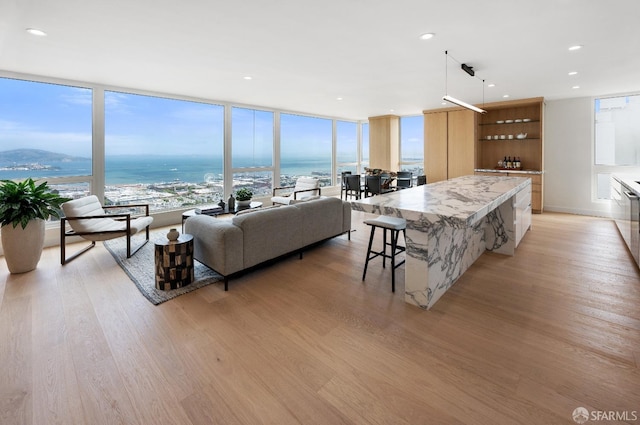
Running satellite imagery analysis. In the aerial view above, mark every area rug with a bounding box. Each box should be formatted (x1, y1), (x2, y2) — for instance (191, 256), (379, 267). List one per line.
(103, 233), (222, 305)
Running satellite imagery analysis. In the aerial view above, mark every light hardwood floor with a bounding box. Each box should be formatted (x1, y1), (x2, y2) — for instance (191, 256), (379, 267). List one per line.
(1, 211), (639, 424)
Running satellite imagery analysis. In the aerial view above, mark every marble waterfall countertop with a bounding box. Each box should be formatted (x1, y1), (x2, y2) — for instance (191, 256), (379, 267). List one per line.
(351, 174), (532, 226)
(351, 174), (532, 310)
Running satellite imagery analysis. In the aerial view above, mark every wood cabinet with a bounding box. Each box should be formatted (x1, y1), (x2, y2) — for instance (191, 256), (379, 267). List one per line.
(424, 108), (476, 183)
(476, 171), (543, 213)
(476, 97), (544, 172)
(368, 115), (399, 171)
(475, 97), (544, 213)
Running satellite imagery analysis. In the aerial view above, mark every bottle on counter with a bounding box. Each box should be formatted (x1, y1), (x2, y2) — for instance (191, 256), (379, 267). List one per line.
(506, 156), (512, 169)
(503, 156), (508, 169)
(515, 157), (521, 168)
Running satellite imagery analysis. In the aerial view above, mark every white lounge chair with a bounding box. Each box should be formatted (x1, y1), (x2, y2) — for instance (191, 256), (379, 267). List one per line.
(60, 195), (153, 264)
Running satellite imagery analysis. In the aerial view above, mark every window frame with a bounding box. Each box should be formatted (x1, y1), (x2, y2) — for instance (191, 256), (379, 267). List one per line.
(592, 93), (640, 201)
(1, 71), (368, 224)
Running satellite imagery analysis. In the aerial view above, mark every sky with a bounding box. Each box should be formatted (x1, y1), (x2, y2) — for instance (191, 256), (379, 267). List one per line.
(0, 78), (92, 157)
(0, 76), (422, 160)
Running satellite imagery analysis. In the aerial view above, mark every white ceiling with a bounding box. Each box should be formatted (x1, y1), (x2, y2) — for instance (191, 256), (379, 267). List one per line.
(2, 0), (640, 120)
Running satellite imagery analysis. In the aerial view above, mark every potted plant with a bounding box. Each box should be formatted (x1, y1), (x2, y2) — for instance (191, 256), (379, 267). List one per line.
(0, 178), (70, 273)
(235, 187), (253, 207)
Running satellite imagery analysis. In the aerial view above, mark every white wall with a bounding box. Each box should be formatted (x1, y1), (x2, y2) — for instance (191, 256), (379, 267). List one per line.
(544, 97), (611, 217)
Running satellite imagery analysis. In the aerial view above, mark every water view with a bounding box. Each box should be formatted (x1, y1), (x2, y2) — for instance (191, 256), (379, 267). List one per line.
(0, 150), (336, 211)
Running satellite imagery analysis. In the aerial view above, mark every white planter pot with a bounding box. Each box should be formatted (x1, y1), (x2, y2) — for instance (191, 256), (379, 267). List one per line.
(237, 199), (252, 207)
(1, 219), (45, 273)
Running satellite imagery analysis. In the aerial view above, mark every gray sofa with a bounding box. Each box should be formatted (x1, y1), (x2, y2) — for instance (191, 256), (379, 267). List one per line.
(184, 196), (351, 290)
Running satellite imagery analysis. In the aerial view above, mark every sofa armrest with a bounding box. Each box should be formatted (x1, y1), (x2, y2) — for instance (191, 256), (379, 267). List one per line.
(184, 215), (244, 276)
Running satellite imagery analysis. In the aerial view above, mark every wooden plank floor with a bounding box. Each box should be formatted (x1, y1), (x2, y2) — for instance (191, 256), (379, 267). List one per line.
(1, 211), (639, 424)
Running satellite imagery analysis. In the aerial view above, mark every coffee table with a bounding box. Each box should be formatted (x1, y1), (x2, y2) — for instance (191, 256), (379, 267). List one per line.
(181, 201), (263, 231)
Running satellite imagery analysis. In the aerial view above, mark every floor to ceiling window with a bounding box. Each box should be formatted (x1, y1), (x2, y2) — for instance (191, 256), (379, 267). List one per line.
(1, 72), (368, 219)
(594, 94), (640, 199)
(361, 122), (370, 171)
(336, 120), (358, 183)
(231, 107), (274, 197)
(104, 91), (224, 210)
(0, 77), (93, 200)
(280, 113), (332, 187)
(399, 115), (424, 177)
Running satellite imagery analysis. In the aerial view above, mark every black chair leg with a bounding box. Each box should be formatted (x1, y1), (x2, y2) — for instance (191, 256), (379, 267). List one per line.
(362, 225), (376, 281)
(382, 228), (387, 268)
(391, 229), (399, 293)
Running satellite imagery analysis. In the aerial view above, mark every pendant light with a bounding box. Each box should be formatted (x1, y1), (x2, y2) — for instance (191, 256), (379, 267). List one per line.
(442, 51), (487, 114)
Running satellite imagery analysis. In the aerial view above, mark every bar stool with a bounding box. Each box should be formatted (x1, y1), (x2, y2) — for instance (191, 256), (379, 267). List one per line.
(362, 215), (407, 292)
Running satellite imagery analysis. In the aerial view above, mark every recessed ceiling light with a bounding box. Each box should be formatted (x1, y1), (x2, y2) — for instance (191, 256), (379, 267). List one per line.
(336, 97), (343, 101)
(26, 28), (47, 36)
(568, 45), (582, 51)
(419, 33), (435, 40)
(487, 83), (496, 88)
(568, 71), (578, 76)
(503, 94), (510, 98)
(243, 76), (252, 80)
(572, 85), (580, 89)
(441, 102), (447, 105)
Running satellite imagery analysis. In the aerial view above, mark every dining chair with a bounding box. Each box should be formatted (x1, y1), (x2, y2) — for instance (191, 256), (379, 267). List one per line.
(396, 171), (412, 189)
(344, 174), (363, 200)
(364, 175), (394, 197)
(340, 171), (352, 200)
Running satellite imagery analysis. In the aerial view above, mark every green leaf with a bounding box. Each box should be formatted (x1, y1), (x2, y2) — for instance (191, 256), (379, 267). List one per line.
(0, 178), (72, 228)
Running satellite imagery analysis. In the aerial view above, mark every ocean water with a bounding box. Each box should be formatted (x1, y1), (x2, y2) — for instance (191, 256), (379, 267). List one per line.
(0, 155), (333, 184)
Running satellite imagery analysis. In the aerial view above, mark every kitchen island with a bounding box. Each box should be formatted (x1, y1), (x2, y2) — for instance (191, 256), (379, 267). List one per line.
(351, 175), (532, 310)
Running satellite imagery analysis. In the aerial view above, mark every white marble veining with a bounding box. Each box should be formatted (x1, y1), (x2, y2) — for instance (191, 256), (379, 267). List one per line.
(353, 175), (531, 226)
(351, 175), (531, 310)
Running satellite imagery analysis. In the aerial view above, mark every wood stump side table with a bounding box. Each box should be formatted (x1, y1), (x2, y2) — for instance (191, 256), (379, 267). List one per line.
(154, 234), (194, 290)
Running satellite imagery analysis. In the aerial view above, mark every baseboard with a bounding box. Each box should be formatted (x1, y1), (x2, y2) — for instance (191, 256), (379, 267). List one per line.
(543, 205), (612, 218)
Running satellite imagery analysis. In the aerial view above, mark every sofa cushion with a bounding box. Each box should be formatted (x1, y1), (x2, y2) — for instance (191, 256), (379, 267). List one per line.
(232, 205), (304, 268)
(293, 197), (345, 246)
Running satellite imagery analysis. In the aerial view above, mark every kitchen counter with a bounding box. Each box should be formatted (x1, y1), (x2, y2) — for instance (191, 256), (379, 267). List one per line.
(612, 174), (640, 269)
(351, 175), (531, 310)
(613, 174), (640, 197)
(475, 168), (544, 175)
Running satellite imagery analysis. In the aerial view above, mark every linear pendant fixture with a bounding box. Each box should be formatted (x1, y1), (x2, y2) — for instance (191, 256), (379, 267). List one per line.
(442, 50), (487, 114)
(442, 95), (487, 114)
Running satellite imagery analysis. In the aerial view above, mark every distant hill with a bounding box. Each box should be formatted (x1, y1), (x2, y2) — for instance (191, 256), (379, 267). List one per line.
(0, 149), (89, 164)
